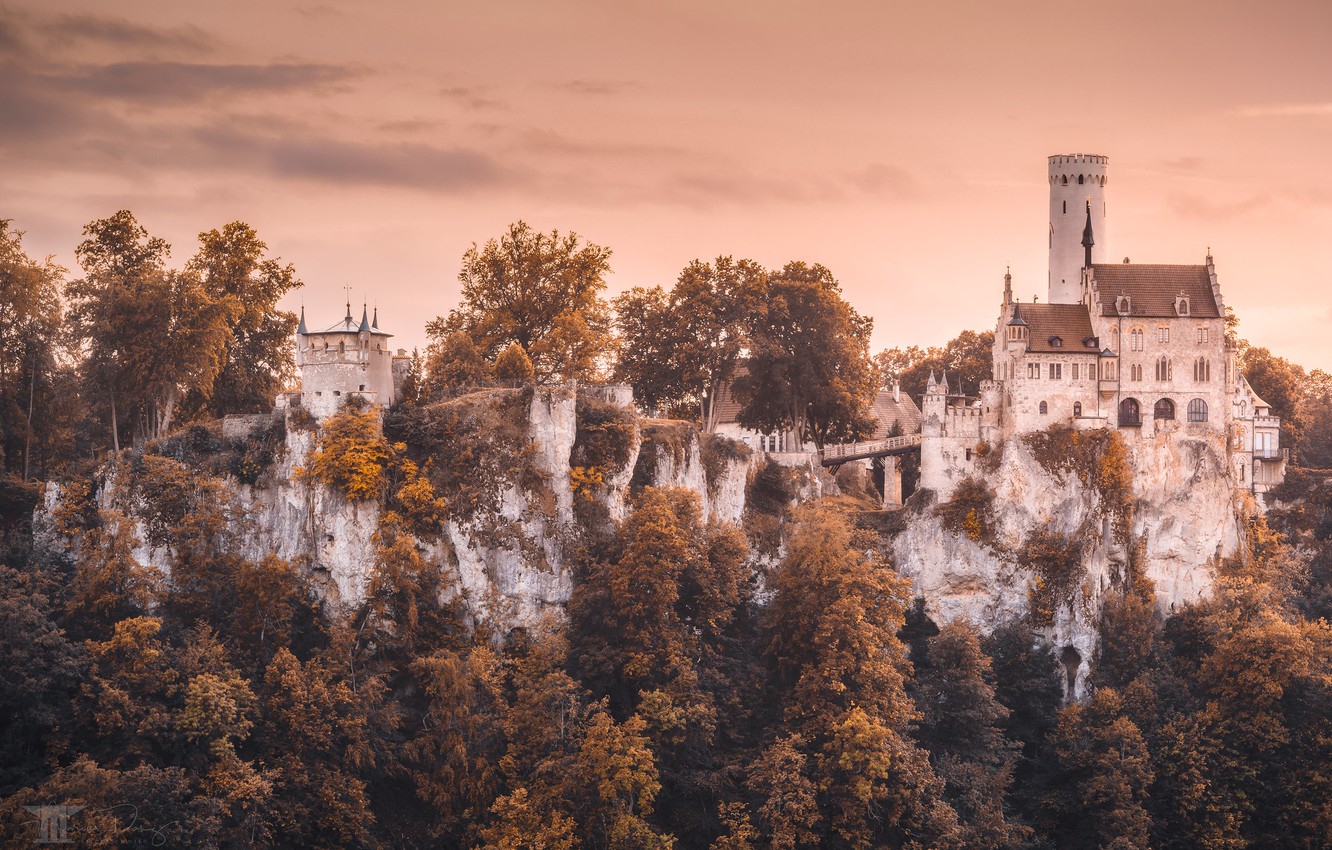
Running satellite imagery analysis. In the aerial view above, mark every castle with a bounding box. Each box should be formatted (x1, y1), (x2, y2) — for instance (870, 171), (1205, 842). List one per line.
(920, 154), (1285, 502)
(277, 301), (409, 419)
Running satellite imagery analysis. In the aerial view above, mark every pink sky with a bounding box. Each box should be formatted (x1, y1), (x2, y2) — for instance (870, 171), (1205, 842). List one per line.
(3, 0), (1330, 370)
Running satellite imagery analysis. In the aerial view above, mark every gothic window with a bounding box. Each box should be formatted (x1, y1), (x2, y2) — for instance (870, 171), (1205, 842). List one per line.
(1188, 399), (1208, 422)
(1156, 357), (1172, 381)
(1154, 398), (1176, 420)
(1112, 327), (1120, 350)
(1074, 401), (1083, 417)
(1176, 297), (1190, 316)
(1193, 357), (1210, 382)
(1101, 360), (1117, 380)
(1119, 397), (1141, 427)
(1062, 175), (1068, 185)
(1078, 174), (1085, 184)
(1116, 296), (1131, 315)
(1039, 401), (1048, 415)
(1197, 326), (1209, 344)
(1129, 327), (1144, 351)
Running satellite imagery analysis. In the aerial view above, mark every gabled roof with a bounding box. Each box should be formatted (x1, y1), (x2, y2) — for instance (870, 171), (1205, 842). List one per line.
(1017, 303), (1097, 354)
(1090, 264), (1220, 318)
(868, 389), (922, 439)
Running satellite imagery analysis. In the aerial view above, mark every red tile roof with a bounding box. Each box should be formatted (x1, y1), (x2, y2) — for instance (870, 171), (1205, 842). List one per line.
(1091, 264), (1220, 318)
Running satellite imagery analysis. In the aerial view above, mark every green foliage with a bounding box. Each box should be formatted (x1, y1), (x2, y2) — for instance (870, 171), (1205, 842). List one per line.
(493, 341), (536, 386)
(743, 458), (799, 558)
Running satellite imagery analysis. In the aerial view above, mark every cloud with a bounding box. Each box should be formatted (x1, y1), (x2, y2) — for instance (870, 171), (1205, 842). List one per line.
(1231, 102), (1332, 118)
(38, 13), (215, 53)
(191, 126), (508, 191)
(439, 85), (505, 111)
(847, 163), (920, 199)
(52, 61), (363, 102)
(1168, 193), (1272, 221)
(549, 78), (637, 96)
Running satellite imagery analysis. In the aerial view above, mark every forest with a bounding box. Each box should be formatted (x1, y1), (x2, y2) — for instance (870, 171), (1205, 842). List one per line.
(1, 214), (1331, 848)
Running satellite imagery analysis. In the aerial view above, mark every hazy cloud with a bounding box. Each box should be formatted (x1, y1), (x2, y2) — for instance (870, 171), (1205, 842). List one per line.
(848, 163), (920, 199)
(439, 85), (506, 111)
(1231, 102), (1332, 118)
(192, 126), (507, 191)
(1169, 193), (1272, 221)
(549, 78), (637, 96)
(38, 13), (215, 52)
(52, 61), (363, 102)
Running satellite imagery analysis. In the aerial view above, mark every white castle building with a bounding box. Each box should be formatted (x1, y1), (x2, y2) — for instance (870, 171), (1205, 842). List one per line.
(282, 302), (408, 419)
(920, 154), (1285, 501)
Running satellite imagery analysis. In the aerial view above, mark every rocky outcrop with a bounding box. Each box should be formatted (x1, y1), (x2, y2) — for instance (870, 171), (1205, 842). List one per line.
(893, 428), (1243, 699)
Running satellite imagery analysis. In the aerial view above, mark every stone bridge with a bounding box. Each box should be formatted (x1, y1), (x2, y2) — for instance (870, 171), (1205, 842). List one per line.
(819, 433), (923, 510)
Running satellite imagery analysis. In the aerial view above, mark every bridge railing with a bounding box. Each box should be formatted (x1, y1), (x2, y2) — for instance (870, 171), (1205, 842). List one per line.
(820, 433), (922, 461)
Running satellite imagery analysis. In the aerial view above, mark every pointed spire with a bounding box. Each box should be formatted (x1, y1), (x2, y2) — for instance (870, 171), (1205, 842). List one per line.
(1081, 200), (1095, 269)
(372, 305), (379, 329)
(1007, 303), (1027, 326)
(297, 305), (307, 335)
(344, 288), (352, 321)
(1003, 265), (1013, 306)
(926, 370), (938, 391)
(358, 303), (371, 333)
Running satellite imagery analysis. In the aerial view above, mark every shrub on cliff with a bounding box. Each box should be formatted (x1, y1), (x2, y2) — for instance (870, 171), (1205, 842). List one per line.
(299, 406), (393, 502)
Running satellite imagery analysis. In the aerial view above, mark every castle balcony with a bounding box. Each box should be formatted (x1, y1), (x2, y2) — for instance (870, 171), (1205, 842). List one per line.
(1254, 447), (1287, 461)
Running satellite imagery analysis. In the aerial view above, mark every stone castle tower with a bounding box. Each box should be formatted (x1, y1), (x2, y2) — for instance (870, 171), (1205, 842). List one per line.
(1048, 154), (1108, 303)
(295, 302), (399, 419)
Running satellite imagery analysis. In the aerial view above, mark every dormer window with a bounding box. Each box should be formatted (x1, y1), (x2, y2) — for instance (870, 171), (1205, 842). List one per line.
(1175, 295), (1190, 316)
(1116, 295), (1131, 316)
(1049, 336), (1063, 348)
(1083, 336), (1099, 349)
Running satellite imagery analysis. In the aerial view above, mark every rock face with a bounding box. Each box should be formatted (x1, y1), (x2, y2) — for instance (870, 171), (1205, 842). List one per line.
(893, 427), (1244, 699)
(49, 387), (764, 629)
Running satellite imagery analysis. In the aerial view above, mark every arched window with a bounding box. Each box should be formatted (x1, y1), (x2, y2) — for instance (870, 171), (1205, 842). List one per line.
(1156, 357), (1172, 381)
(1039, 401), (1048, 415)
(1062, 175), (1068, 185)
(1078, 174), (1085, 185)
(1073, 402), (1082, 417)
(1116, 296), (1131, 315)
(1154, 398), (1176, 420)
(1188, 399), (1208, 422)
(1119, 398), (1141, 427)
(1111, 327), (1120, 350)
(1063, 200), (1067, 214)
(1194, 357), (1210, 382)
(338, 341), (345, 353)
(1130, 327), (1144, 351)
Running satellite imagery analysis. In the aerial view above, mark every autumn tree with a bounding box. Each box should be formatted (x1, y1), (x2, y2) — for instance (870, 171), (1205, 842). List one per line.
(1240, 345), (1305, 453)
(734, 263), (877, 450)
(493, 342), (536, 386)
(429, 221), (613, 383)
(875, 329), (995, 404)
(911, 622), (1028, 850)
(425, 330), (493, 397)
(184, 222), (302, 417)
(570, 487), (751, 829)
(0, 220), (66, 479)
(613, 257), (762, 428)
(66, 211), (239, 448)
(764, 504), (959, 847)
(1044, 689), (1154, 850)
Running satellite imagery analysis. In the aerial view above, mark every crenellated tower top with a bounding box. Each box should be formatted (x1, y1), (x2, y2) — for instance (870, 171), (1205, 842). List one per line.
(1048, 153), (1108, 304)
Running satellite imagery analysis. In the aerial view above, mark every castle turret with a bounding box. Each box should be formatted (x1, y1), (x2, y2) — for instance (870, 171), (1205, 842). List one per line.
(297, 303), (395, 419)
(1049, 154), (1108, 304)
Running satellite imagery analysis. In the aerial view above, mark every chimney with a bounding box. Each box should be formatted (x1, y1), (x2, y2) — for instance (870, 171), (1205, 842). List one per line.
(893, 382), (901, 403)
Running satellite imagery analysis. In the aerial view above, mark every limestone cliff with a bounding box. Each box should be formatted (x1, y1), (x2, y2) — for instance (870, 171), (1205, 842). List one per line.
(893, 425), (1245, 698)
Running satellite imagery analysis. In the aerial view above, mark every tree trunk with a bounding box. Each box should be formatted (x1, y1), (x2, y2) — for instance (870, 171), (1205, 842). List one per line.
(110, 390), (120, 454)
(23, 351), (35, 481)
